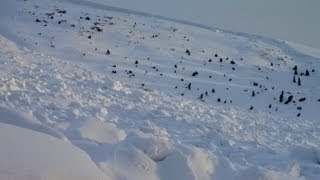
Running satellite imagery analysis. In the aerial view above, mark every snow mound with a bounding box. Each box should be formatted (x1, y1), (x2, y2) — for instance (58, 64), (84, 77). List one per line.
(113, 81), (131, 94)
(187, 147), (215, 180)
(0, 122), (108, 180)
(100, 143), (159, 180)
(125, 129), (172, 162)
(0, 105), (67, 141)
(79, 119), (126, 144)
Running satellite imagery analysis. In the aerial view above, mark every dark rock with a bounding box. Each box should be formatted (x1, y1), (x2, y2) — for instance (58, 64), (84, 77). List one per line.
(284, 95), (293, 104)
(305, 69), (310, 76)
(293, 65), (297, 71)
(298, 98), (306, 102)
(57, 10), (66, 14)
(187, 83), (191, 90)
(192, 72), (198, 77)
(186, 49), (191, 56)
(279, 91), (284, 103)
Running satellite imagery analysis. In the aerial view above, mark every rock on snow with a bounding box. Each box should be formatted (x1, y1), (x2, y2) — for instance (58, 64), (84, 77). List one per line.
(0, 0), (319, 179)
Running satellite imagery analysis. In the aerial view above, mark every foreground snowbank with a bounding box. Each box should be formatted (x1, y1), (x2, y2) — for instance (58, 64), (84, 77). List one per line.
(0, 121), (108, 180)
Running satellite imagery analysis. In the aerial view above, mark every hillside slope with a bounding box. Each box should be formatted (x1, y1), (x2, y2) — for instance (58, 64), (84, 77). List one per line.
(0, 0), (319, 179)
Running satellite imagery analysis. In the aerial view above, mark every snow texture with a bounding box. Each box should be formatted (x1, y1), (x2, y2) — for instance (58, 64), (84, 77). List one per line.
(0, 0), (319, 179)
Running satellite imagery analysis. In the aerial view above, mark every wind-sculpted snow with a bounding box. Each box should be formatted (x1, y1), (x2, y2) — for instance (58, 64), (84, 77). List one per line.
(0, 0), (320, 179)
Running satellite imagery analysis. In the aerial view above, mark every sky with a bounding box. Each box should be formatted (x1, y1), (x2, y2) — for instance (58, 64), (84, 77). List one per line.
(94, 0), (320, 49)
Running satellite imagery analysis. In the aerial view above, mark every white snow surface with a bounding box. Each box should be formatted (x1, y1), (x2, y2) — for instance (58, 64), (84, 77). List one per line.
(0, 0), (319, 179)
(0, 120), (108, 180)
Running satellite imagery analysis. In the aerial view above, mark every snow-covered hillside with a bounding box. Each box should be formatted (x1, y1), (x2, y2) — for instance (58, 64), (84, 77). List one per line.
(0, 0), (319, 179)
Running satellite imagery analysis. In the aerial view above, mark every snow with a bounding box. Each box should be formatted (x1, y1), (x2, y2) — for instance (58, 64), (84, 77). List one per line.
(0, 0), (319, 179)
(61, 0), (320, 49)
(79, 119), (126, 144)
(0, 122), (108, 180)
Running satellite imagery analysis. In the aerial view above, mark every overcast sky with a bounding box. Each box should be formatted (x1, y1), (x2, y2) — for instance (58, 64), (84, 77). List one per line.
(98, 0), (320, 49)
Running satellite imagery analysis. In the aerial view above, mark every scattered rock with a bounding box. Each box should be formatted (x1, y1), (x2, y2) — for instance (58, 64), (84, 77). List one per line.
(284, 95), (293, 104)
(192, 72), (198, 77)
(57, 10), (67, 14)
(279, 91), (284, 103)
(305, 69), (310, 76)
(186, 49), (191, 56)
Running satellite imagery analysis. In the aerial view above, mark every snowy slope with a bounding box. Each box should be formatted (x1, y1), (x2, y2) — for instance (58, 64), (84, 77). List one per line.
(0, 0), (320, 179)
